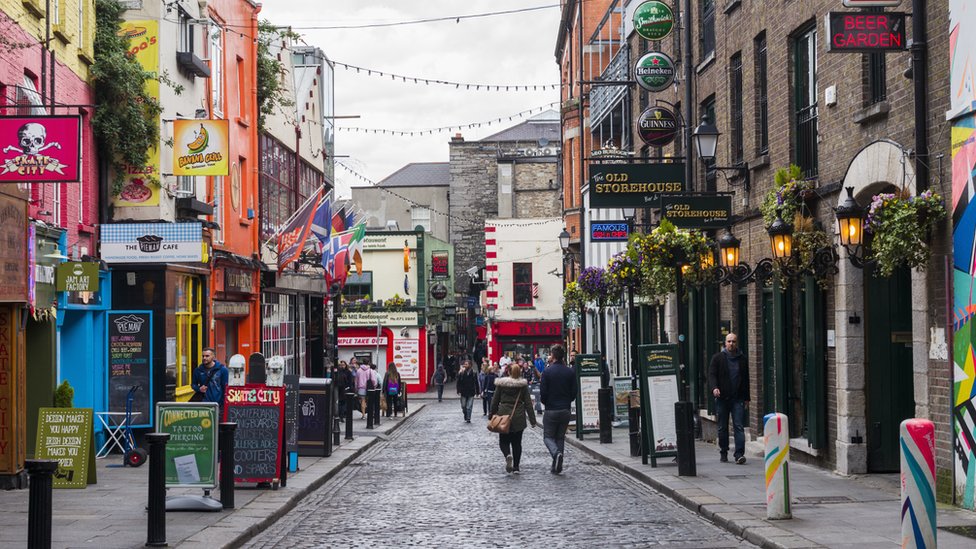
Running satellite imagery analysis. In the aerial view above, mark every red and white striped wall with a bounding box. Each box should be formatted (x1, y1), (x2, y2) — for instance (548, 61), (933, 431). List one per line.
(484, 223), (499, 366)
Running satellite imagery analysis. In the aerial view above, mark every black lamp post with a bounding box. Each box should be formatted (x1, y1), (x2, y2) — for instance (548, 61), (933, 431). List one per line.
(558, 228), (585, 353)
(767, 210), (794, 261)
(692, 115), (750, 191)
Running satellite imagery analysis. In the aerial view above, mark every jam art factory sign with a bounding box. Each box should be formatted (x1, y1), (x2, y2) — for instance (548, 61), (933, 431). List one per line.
(827, 12), (906, 52)
(660, 194), (733, 229)
(590, 221), (630, 242)
(634, 52), (676, 92)
(0, 116), (80, 183)
(589, 163), (685, 208)
(633, 1), (674, 41)
(101, 223), (203, 263)
(173, 119), (229, 176)
(638, 107), (679, 147)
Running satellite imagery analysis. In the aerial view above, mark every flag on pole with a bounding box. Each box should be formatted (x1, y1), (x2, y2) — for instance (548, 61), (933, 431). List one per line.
(276, 189), (321, 272)
(344, 209), (357, 230)
(310, 198), (332, 272)
(325, 230), (354, 289)
(348, 222), (367, 276)
(331, 206), (347, 235)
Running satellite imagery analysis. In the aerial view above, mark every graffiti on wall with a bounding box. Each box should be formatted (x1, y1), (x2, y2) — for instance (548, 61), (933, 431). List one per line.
(951, 0), (976, 510)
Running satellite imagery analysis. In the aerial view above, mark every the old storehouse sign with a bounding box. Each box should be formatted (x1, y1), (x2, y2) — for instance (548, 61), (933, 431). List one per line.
(0, 116), (80, 183)
(633, 1), (674, 41)
(589, 163), (685, 208)
(660, 194), (732, 229)
(827, 12), (906, 52)
(635, 52), (676, 92)
(638, 107), (679, 147)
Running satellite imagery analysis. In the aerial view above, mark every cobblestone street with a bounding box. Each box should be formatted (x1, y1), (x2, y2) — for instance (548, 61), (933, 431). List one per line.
(243, 402), (753, 548)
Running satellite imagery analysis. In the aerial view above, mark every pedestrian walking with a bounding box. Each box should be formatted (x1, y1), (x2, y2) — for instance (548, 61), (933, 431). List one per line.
(354, 359), (372, 419)
(456, 359), (480, 423)
(482, 365), (497, 416)
(540, 344), (576, 474)
(489, 364), (538, 474)
(336, 360), (354, 417)
(383, 363), (403, 418)
(533, 353), (546, 376)
(191, 347), (229, 414)
(708, 332), (750, 464)
(433, 363), (447, 402)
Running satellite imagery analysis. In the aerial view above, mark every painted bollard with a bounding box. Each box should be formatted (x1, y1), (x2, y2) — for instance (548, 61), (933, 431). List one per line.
(763, 412), (791, 520)
(900, 419), (936, 549)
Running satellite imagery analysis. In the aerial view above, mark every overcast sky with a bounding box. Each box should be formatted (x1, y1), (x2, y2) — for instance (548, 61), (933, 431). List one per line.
(259, 1), (562, 199)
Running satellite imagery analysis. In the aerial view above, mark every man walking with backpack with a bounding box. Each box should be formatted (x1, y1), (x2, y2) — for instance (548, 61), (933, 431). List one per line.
(540, 344), (576, 474)
(456, 359), (480, 423)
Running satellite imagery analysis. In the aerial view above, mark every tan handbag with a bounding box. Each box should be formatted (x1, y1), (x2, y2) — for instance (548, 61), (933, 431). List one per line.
(487, 388), (522, 434)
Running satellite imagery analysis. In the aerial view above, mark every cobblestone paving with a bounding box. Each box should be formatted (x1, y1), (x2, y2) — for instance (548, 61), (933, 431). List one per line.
(243, 402), (754, 548)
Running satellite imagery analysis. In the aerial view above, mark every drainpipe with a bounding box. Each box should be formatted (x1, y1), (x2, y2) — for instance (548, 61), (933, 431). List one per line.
(683, 0), (694, 193)
(911, 0), (928, 192)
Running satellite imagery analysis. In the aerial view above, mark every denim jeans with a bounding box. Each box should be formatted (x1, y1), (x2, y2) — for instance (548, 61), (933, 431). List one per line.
(460, 396), (475, 420)
(715, 397), (746, 458)
(543, 409), (572, 458)
(436, 384), (444, 401)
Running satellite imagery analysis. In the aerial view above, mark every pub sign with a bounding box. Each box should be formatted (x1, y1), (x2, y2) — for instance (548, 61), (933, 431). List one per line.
(589, 163), (685, 208)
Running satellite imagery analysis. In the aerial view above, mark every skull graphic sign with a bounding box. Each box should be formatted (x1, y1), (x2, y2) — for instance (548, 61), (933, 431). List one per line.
(0, 115), (80, 183)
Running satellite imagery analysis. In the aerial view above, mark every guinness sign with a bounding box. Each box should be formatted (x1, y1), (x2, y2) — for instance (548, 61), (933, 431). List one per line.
(638, 107), (679, 147)
(634, 52), (676, 92)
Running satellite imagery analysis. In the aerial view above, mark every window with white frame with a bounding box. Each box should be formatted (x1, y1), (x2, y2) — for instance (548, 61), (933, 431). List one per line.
(177, 175), (195, 197)
(411, 206), (431, 233)
(513, 263), (533, 307)
(178, 10), (193, 53)
(209, 24), (223, 116)
(262, 293), (296, 375)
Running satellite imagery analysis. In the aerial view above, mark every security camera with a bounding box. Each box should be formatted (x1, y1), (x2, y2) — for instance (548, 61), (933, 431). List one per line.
(465, 266), (479, 277)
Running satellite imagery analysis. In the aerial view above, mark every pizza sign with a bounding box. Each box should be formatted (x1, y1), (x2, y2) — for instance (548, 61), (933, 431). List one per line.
(0, 116), (81, 183)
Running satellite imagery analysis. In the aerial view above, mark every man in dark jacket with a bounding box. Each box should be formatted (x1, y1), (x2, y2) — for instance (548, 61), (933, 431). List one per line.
(708, 333), (750, 464)
(455, 359), (480, 423)
(540, 344), (576, 474)
(191, 348), (229, 413)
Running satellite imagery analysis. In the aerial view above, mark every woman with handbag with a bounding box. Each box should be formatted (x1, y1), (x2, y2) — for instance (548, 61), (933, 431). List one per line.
(489, 364), (537, 474)
(382, 363), (403, 418)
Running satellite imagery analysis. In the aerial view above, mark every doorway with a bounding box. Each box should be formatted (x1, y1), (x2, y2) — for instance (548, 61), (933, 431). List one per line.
(865, 264), (915, 472)
(215, 319), (239, 363)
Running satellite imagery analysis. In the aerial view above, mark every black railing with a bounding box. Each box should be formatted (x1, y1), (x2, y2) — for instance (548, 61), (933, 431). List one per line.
(795, 104), (819, 178)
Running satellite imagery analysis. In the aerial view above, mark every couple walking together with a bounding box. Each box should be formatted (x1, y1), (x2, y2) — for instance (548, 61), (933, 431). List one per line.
(477, 344), (576, 475)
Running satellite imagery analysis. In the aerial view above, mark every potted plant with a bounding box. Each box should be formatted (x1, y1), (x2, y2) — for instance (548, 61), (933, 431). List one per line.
(383, 294), (407, 311)
(865, 188), (946, 277)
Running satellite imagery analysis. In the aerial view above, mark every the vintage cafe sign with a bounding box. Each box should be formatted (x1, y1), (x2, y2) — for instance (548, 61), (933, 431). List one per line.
(0, 115), (81, 183)
(588, 163), (685, 208)
(101, 222), (204, 263)
(173, 119), (229, 176)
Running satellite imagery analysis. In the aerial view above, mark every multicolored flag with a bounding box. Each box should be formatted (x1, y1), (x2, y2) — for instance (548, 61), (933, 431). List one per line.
(276, 189), (321, 272)
(331, 206), (347, 235)
(310, 198), (332, 272)
(348, 222), (367, 276)
(325, 229), (354, 289)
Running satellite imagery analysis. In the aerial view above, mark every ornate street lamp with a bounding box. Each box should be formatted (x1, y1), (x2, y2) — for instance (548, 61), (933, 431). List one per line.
(767, 210), (794, 260)
(717, 228), (740, 268)
(692, 115), (720, 162)
(558, 228), (571, 253)
(834, 187), (866, 267)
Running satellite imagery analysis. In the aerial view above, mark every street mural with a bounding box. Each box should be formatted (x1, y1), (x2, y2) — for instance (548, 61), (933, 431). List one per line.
(951, 0), (976, 510)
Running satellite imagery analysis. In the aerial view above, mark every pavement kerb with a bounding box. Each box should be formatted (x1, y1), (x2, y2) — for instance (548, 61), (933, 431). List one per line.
(563, 436), (823, 549)
(213, 403), (425, 549)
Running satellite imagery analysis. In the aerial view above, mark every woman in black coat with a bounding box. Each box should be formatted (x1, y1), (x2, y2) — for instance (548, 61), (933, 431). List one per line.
(489, 364), (538, 474)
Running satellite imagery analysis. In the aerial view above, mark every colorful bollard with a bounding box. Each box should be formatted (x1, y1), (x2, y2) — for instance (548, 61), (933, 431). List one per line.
(900, 418), (936, 549)
(763, 412), (791, 520)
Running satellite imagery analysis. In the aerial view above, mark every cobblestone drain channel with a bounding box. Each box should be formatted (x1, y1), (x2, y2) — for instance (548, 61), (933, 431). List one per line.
(242, 403), (754, 548)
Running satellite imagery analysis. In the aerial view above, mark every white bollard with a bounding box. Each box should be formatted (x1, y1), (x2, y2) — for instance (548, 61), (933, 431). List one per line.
(763, 412), (791, 520)
(900, 419), (937, 549)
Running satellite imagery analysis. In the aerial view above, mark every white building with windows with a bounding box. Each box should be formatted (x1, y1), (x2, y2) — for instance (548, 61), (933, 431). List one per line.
(350, 162), (451, 242)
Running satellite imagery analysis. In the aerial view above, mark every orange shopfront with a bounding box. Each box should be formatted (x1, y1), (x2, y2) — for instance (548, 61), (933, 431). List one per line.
(211, 259), (260, 366)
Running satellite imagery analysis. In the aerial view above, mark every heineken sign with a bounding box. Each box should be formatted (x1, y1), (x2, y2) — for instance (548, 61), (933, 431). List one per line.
(638, 107), (679, 147)
(660, 194), (733, 229)
(589, 163), (685, 208)
(56, 262), (99, 292)
(633, 1), (674, 41)
(635, 52), (676, 92)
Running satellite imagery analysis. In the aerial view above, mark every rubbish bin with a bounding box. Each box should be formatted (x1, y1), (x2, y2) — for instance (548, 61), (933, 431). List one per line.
(298, 378), (333, 457)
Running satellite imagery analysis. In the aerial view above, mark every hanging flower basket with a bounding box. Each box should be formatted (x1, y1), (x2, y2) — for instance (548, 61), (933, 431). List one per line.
(865, 189), (946, 277)
(628, 219), (714, 299)
(576, 266), (619, 305)
(606, 252), (643, 291)
(759, 164), (815, 228)
(562, 281), (585, 312)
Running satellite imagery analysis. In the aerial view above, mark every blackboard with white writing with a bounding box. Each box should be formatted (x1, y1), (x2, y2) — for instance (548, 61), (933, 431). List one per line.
(223, 385), (284, 484)
(107, 311), (153, 428)
(284, 375), (300, 454)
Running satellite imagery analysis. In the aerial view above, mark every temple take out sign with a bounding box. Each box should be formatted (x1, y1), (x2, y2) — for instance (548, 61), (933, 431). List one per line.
(173, 120), (229, 176)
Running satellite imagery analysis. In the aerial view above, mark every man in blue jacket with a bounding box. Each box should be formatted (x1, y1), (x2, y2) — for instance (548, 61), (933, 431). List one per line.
(192, 347), (229, 413)
(540, 344), (576, 474)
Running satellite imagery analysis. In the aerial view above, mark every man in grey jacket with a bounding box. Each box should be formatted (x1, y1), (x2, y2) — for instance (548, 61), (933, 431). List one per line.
(540, 344), (576, 474)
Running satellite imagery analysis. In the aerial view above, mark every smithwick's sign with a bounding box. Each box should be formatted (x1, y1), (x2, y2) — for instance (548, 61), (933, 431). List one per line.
(0, 116), (81, 183)
(827, 12), (906, 52)
(633, 1), (674, 41)
(173, 120), (229, 176)
(101, 222), (203, 263)
(588, 163), (685, 208)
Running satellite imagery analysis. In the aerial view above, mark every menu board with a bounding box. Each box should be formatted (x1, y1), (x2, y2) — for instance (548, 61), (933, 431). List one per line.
(155, 402), (218, 488)
(284, 375), (300, 454)
(224, 385), (284, 484)
(613, 377), (633, 418)
(392, 338), (420, 381)
(574, 354), (602, 435)
(35, 408), (94, 488)
(637, 344), (680, 461)
(107, 311), (153, 428)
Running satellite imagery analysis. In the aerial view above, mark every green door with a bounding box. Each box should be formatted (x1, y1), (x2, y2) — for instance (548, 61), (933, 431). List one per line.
(865, 264), (915, 473)
(762, 290), (776, 417)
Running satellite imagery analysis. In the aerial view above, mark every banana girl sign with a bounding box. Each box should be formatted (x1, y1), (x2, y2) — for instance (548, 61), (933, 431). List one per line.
(0, 116), (80, 183)
(173, 120), (229, 176)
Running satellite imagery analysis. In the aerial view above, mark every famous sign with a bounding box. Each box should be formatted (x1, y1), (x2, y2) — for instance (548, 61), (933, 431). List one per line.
(591, 221), (630, 242)
(827, 12), (906, 52)
(0, 116), (80, 183)
(589, 163), (685, 208)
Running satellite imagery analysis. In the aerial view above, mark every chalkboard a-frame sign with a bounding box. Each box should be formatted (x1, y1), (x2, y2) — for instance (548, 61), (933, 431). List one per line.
(223, 385), (285, 484)
(107, 311), (153, 428)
